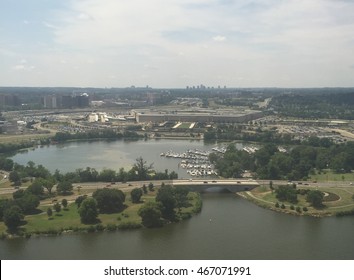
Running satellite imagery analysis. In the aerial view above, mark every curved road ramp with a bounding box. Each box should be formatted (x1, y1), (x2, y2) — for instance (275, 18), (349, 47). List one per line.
(172, 179), (259, 193)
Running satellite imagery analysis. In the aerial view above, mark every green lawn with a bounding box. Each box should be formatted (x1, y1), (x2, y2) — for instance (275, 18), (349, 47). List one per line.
(246, 185), (354, 216)
(310, 170), (354, 182)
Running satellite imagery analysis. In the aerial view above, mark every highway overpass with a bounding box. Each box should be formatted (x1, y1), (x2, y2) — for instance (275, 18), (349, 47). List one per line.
(172, 179), (259, 192)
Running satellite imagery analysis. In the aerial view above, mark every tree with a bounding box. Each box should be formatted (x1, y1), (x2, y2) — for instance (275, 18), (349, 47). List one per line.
(78, 198), (99, 224)
(131, 188), (143, 203)
(98, 169), (116, 182)
(275, 185), (298, 204)
(174, 187), (189, 213)
(16, 193), (40, 214)
(269, 181), (274, 193)
(142, 184), (148, 194)
(27, 180), (45, 196)
(9, 171), (20, 184)
(41, 178), (56, 195)
(148, 182), (154, 192)
(56, 181), (73, 195)
(132, 157), (153, 180)
(77, 167), (98, 182)
(53, 202), (61, 214)
(0, 199), (11, 221)
(3, 205), (24, 232)
(138, 202), (162, 228)
(75, 195), (88, 208)
(62, 199), (68, 210)
(92, 188), (125, 213)
(330, 152), (350, 173)
(155, 184), (176, 220)
(306, 190), (324, 208)
(12, 189), (26, 200)
(47, 207), (53, 219)
(1, 158), (14, 171)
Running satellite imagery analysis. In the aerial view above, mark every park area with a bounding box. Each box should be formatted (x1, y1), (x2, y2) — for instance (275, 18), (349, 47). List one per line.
(242, 183), (354, 217)
(0, 183), (202, 237)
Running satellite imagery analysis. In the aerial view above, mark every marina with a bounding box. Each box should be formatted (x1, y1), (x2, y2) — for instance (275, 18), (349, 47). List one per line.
(160, 147), (225, 177)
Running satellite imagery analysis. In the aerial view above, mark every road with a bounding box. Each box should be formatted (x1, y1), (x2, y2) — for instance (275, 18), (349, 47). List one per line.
(257, 179), (354, 189)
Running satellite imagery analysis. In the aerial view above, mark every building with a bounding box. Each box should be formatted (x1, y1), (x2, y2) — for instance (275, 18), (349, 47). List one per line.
(133, 109), (264, 124)
(41, 93), (90, 109)
(42, 95), (58, 108)
(87, 112), (109, 123)
(0, 94), (21, 107)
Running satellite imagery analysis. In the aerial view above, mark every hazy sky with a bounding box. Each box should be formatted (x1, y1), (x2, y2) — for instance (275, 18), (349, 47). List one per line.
(1, 0), (354, 88)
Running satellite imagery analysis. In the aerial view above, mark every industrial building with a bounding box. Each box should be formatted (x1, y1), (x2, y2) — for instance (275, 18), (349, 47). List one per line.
(42, 93), (90, 109)
(133, 109), (263, 124)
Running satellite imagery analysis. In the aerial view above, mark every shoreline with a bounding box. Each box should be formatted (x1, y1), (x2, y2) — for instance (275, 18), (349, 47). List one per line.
(237, 188), (354, 218)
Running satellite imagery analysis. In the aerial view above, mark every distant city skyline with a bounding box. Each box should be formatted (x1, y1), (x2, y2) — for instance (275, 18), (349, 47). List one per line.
(1, 0), (354, 88)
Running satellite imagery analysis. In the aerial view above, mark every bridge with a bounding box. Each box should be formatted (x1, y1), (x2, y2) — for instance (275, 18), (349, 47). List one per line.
(172, 179), (259, 192)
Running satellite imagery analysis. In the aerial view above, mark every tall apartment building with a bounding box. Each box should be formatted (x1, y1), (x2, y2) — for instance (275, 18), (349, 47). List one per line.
(42, 93), (89, 109)
(0, 94), (21, 107)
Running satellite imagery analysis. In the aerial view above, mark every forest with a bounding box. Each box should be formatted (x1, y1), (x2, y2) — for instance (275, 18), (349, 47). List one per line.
(211, 137), (354, 180)
(270, 92), (354, 119)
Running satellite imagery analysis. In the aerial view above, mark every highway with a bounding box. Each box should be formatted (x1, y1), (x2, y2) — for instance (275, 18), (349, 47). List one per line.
(1, 178), (353, 197)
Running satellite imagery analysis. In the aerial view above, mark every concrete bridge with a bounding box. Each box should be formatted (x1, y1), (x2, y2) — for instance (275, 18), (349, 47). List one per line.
(172, 179), (259, 192)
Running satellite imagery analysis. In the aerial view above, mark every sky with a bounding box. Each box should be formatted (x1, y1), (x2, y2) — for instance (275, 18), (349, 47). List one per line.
(1, 0), (354, 88)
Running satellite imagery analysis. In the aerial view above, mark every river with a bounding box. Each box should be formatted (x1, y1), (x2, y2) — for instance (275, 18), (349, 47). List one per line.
(1, 139), (354, 259)
(1, 194), (354, 259)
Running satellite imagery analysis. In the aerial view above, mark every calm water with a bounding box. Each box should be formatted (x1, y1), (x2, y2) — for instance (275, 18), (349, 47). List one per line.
(1, 194), (354, 260)
(3, 139), (354, 260)
(11, 139), (237, 178)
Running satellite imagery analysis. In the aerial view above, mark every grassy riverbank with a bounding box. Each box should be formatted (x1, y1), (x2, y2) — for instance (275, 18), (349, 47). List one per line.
(0, 190), (202, 238)
(239, 184), (354, 217)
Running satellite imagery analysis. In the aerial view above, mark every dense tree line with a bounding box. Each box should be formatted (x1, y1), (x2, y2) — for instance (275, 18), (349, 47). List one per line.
(211, 138), (354, 181)
(4, 157), (177, 188)
(52, 129), (142, 142)
(271, 92), (354, 119)
(0, 142), (36, 154)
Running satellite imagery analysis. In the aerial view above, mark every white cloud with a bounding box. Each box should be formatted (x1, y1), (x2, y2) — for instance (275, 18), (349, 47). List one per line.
(2, 0), (354, 87)
(13, 65), (26, 70)
(77, 13), (94, 21)
(42, 21), (58, 29)
(12, 64), (35, 71)
(213, 35), (226, 42)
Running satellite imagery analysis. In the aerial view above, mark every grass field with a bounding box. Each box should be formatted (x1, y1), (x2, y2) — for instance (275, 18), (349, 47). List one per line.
(310, 170), (354, 182)
(0, 133), (54, 144)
